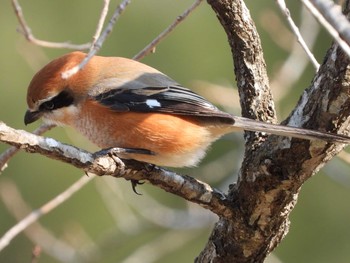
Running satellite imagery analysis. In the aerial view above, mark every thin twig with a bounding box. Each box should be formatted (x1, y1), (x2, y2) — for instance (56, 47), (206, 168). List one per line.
(91, 0), (111, 48)
(133, 0), (203, 61)
(0, 175), (94, 252)
(11, 0), (90, 50)
(271, 6), (321, 101)
(301, 0), (350, 57)
(0, 124), (55, 174)
(62, 0), (131, 79)
(276, 0), (320, 70)
(308, 0), (350, 43)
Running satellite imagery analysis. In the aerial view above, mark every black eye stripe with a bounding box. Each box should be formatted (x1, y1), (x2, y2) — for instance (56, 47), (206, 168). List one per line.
(39, 90), (74, 111)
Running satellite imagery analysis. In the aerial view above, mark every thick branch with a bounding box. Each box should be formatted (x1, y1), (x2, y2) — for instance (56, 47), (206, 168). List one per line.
(208, 0), (275, 129)
(0, 122), (233, 219)
(197, 1), (350, 262)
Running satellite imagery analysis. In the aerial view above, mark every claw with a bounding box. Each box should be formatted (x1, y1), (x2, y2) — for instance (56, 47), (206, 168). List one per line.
(93, 147), (153, 194)
(131, 180), (145, 195)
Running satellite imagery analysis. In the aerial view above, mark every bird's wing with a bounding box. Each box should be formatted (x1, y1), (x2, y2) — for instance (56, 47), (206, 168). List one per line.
(92, 83), (234, 122)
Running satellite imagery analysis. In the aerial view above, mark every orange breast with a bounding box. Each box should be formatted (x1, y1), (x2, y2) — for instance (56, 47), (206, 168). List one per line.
(73, 100), (224, 167)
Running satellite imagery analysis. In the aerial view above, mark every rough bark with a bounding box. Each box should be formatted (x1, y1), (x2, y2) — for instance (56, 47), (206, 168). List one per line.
(196, 0), (350, 262)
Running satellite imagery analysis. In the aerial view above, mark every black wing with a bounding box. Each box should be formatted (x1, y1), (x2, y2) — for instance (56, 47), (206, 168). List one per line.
(93, 85), (234, 123)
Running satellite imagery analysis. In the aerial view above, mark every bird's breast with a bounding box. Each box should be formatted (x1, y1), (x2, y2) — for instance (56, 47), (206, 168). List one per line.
(69, 100), (226, 167)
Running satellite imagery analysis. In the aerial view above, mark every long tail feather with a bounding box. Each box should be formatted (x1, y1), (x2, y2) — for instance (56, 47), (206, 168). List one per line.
(232, 116), (350, 144)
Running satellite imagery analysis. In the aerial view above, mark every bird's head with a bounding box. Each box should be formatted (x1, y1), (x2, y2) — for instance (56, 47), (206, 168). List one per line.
(24, 51), (171, 126)
(24, 51), (94, 126)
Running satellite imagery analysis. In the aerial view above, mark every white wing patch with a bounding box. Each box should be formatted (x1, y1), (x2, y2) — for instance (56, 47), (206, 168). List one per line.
(146, 99), (161, 108)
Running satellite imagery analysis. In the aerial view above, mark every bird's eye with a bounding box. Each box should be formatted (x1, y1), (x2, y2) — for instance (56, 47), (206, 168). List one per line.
(38, 90), (74, 112)
(41, 101), (55, 111)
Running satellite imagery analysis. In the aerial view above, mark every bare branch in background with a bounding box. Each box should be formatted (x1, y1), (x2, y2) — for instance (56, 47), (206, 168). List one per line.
(11, 0), (90, 50)
(91, 0), (111, 48)
(276, 0), (320, 70)
(270, 6), (320, 101)
(133, 0), (203, 60)
(0, 177), (94, 260)
(302, 0), (350, 57)
(62, 0), (131, 79)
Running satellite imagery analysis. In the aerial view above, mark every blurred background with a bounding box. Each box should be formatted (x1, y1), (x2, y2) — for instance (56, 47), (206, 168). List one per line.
(1, 0), (350, 262)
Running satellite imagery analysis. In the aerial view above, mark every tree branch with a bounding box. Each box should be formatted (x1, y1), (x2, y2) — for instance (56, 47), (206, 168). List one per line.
(0, 176), (93, 258)
(207, 0), (276, 152)
(0, 121), (233, 219)
(0, 124), (55, 174)
(133, 0), (203, 60)
(90, 0), (111, 48)
(196, 0), (350, 262)
(11, 0), (90, 50)
(302, 0), (350, 57)
(61, 0), (131, 79)
(276, 0), (320, 70)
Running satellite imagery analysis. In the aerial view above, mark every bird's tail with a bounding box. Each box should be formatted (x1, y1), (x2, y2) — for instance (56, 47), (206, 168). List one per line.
(231, 116), (350, 144)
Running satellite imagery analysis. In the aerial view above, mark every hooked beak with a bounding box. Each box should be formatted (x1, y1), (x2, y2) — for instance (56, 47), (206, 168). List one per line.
(24, 110), (42, 125)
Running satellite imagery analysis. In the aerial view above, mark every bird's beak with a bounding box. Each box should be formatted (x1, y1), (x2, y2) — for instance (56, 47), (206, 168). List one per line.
(24, 110), (42, 125)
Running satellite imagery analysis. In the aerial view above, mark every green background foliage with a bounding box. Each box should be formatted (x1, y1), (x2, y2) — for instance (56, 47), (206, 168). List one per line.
(0, 0), (350, 262)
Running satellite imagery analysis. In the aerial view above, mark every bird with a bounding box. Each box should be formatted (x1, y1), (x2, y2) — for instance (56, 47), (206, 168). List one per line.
(24, 51), (350, 167)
